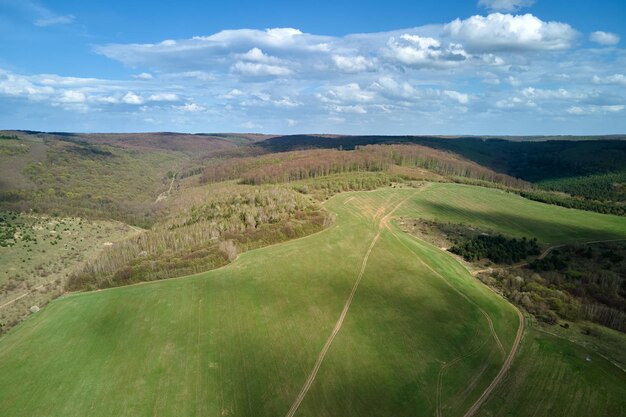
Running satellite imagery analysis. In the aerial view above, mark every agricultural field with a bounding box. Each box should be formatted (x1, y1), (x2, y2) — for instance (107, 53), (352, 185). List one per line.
(1, 183), (624, 416)
(476, 328), (626, 417)
(396, 183), (626, 244)
(0, 212), (139, 331)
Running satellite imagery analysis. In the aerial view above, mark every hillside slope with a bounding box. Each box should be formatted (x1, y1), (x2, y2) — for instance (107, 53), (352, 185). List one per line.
(1, 184), (625, 416)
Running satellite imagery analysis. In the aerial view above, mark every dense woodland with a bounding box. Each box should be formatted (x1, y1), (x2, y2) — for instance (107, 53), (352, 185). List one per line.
(258, 135), (626, 205)
(539, 171), (626, 203)
(201, 145), (529, 189)
(450, 235), (540, 264)
(520, 190), (626, 216)
(481, 243), (626, 332)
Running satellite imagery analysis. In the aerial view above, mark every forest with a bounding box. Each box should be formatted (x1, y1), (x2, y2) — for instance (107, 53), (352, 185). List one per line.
(201, 145), (528, 189)
(481, 243), (626, 332)
(449, 235), (540, 264)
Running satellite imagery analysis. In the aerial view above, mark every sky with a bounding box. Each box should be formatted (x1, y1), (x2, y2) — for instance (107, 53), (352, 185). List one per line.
(1, 0), (625, 135)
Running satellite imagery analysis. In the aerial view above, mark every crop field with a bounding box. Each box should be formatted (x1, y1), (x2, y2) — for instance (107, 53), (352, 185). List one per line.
(476, 328), (626, 417)
(396, 183), (626, 245)
(0, 183), (624, 416)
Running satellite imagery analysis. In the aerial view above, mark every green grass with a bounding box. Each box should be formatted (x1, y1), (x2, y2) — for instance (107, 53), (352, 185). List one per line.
(476, 328), (626, 417)
(396, 183), (626, 245)
(0, 183), (624, 416)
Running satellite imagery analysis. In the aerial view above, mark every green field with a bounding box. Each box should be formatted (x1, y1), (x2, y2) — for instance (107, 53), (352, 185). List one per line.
(397, 183), (626, 245)
(476, 328), (626, 417)
(0, 183), (625, 416)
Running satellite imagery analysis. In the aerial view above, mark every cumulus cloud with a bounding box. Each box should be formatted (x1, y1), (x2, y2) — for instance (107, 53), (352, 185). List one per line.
(332, 55), (377, 73)
(3, 13), (626, 133)
(95, 15), (581, 80)
(232, 61), (292, 76)
(478, 0), (535, 12)
(443, 13), (577, 52)
(385, 34), (469, 68)
(95, 27), (332, 72)
(320, 83), (376, 104)
(589, 31), (620, 46)
(0, 68), (185, 112)
(371, 77), (418, 100)
(122, 92), (143, 105)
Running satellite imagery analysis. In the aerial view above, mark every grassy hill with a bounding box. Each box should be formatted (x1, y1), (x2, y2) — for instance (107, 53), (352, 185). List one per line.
(1, 184), (625, 416)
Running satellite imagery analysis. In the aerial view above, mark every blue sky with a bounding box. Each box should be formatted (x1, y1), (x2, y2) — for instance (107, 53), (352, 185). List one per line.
(1, 0), (625, 134)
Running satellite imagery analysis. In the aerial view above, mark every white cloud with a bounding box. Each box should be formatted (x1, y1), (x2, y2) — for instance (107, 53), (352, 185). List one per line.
(321, 83), (376, 104)
(34, 14), (75, 27)
(148, 93), (179, 102)
(385, 34), (469, 68)
(330, 104), (368, 114)
(443, 13), (577, 52)
(175, 102), (205, 112)
(478, 0), (535, 12)
(332, 55), (376, 73)
(567, 105), (625, 115)
(592, 74), (626, 87)
(589, 31), (620, 46)
(59, 90), (86, 103)
(122, 92), (143, 105)
(232, 61), (292, 76)
(220, 89), (244, 99)
(237, 47), (285, 64)
(371, 77), (418, 100)
(3, 14), (626, 134)
(444, 90), (470, 104)
(132, 72), (153, 80)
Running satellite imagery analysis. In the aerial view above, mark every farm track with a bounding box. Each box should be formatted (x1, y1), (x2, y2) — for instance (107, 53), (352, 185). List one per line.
(389, 231), (508, 417)
(461, 305), (524, 417)
(412, 236), (525, 417)
(284, 190), (418, 417)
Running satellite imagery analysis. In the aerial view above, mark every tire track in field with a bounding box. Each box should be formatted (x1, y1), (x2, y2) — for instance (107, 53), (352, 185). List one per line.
(389, 231), (507, 417)
(284, 190), (417, 417)
(390, 232), (506, 359)
(435, 333), (489, 417)
(461, 304), (524, 417)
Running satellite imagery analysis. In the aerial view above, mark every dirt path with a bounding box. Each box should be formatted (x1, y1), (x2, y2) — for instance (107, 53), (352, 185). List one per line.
(155, 173), (176, 203)
(397, 232), (524, 417)
(0, 281), (50, 310)
(435, 334), (489, 417)
(284, 191), (417, 417)
(405, 232), (626, 417)
(389, 231), (507, 417)
(461, 305), (524, 417)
